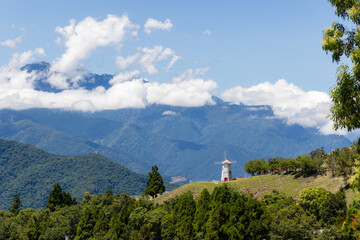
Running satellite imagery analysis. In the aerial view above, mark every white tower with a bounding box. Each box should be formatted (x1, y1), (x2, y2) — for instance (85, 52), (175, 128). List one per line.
(221, 159), (233, 181)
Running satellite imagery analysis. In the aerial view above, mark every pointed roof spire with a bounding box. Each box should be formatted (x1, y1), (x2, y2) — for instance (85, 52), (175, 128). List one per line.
(222, 159), (232, 165)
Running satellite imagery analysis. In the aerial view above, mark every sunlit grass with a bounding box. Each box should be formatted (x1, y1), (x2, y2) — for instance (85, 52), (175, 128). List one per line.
(154, 173), (360, 205)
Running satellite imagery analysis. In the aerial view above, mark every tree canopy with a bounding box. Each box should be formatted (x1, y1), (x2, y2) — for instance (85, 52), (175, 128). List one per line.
(144, 165), (165, 198)
(9, 194), (22, 215)
(322, 0), (360, 131)
(45, 183), (77, 212)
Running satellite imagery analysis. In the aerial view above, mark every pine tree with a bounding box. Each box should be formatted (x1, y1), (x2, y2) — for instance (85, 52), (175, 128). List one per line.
(194, 188), (211, 237)
(144, 165), (165, 198)
(9, 193), (22, 215)
(46, 183), (77, 211)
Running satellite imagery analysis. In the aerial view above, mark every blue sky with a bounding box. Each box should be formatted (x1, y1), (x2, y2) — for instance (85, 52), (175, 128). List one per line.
(0, 0), (338, 91)
(0, 0), (350, 135)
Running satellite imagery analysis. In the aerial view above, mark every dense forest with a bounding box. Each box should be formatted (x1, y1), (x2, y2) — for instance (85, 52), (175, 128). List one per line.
(0, 138), (150, 209)
(1, 180), (359, 240)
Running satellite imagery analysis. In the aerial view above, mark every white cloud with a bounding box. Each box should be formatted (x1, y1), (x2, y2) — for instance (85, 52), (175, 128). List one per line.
(109, 70), (140, 85)
(162, 110), (178, 116)
(8, 48), (45, 69)
(0, 47), (216, 112)
(203, 30), (211, 36)
(52, 14), (138, 75)
(116, 46), (180, 75)
(221, 79), (346, 135)
(116, 53), (141, 70)
(1, 36), (23, 48)
(47, 72), (69, 89)
(246, 106), (269, 111)
(166, 55), (181, 71)
(146, 78), (217, 106)
(0, 77), (217, 111)
(144, 18), (173, 34)
(0, 49), (46, 96)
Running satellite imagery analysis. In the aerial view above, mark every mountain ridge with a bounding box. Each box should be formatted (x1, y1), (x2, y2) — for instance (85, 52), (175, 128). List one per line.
(0, 62), (351, 181)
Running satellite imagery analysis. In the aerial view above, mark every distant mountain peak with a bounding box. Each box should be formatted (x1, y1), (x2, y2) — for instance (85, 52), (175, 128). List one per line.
(21, 61), (50, 73)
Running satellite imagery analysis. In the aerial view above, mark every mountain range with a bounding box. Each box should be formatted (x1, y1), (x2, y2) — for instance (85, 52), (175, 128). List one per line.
(0, 62), (351, 181)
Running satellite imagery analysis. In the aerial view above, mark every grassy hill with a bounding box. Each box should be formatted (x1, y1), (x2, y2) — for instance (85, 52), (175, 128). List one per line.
(154, 173), (360, 205)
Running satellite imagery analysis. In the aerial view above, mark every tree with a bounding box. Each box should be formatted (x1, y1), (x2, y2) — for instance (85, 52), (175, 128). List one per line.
(194, 188), (211, 238)
(270, 204), (318, 240)
(46, 183), (77, 212)
(9, 194), (22, 215)
(144, 165), (165, 198)
(322, 0), (360, 131)
(297, 187), (332, 220)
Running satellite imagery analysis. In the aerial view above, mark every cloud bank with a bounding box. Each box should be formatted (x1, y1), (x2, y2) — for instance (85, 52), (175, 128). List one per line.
(221, 79), (344, 135)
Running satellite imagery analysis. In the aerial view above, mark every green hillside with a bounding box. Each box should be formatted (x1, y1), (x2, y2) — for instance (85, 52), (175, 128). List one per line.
(0, 138), (149, 209)
(154, 173), (360, 205)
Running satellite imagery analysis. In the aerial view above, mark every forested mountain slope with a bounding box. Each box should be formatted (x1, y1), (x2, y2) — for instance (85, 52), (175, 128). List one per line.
(0, 138), (148, 209)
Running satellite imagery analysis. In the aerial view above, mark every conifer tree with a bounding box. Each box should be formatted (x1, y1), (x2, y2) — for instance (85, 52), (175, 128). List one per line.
(194, 188), (211, 237)
(10, 193), (22, 215)
(144, 165), (165, 198)
(45, 183), (77, 211)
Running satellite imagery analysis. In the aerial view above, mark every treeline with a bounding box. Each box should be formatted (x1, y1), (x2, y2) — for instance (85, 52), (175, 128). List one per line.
(245, 147), (358, 179)
(2, 182), (360, 239)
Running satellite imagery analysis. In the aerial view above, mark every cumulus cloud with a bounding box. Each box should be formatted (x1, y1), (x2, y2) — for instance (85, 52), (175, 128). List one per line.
(8, 48), (45, 69)
(116, 46), (180, 75)
(52, 14), (138, 75)
(221, 79), (345, 135)
(1, 36), (23, 48)
(144, 18), (173, 34)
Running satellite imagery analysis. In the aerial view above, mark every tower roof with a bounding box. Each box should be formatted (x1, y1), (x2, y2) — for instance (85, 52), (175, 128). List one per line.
(222, 159), (232, 165)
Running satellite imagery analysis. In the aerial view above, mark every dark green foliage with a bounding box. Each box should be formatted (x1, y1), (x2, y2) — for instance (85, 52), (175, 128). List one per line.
(173, 192), (196, 239)
(245, 146), (359, 179)
(320, 188), (347, 225)
(194, 188), (211, 237)
(245, 159), (269, 176)
(298, 187), (332, 220)
(205, 185), (271, 240)
(0, 183), (356, 240)
(161, 213), (175, 240)
(0, 138), (148, 209)
(262, 190), (294, 213)
(310, 147), (325, 159)
(74, 206), (98, 240)
(46, 183), (77, 212)
(144, 165), (165, 198)
(270, 204), (318, 240)
(9, 194), (22, 215)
